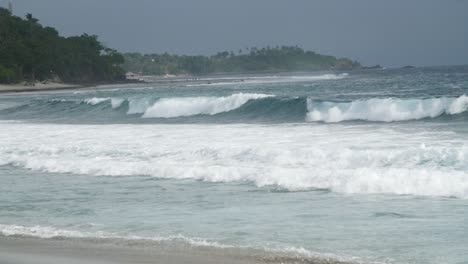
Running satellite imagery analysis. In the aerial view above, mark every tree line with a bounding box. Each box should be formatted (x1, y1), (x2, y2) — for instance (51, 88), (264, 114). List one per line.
(0, 7), (361, 84)
(0, 8), (125, 84)
(122, 46), (361, 76)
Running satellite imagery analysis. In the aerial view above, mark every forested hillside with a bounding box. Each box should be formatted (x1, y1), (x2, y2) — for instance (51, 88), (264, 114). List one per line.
(0, 8), (125, 84)
(123, 46), (360, 76)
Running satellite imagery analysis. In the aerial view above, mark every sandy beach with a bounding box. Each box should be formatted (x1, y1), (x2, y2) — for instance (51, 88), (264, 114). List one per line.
(0, 82), (83, 93)
(0, 236), (258, 264)
(0, 236), (348, 264)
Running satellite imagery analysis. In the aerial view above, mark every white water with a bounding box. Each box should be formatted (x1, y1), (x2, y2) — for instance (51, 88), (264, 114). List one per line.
(1, 122), (467, 198)
(83, 97), (124, 109)
(307, 95), (468, 122)
(84, 97), (110, 105)
(0, 224), (234, 249)
(142, 93), (273, 118)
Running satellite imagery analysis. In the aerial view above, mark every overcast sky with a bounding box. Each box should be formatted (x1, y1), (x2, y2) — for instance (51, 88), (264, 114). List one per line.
(5, 0), (468, 67)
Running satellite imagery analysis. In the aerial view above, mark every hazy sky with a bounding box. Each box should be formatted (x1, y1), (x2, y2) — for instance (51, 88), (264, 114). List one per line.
(5, 0), (468, 67)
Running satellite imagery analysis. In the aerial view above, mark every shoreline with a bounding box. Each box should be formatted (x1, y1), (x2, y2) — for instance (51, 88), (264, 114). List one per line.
(0, 82), (87, 94)
(0, 236), (258, 264)
(0, 80), (145, 94)
(0, 70), (362, 94)
(0, 235), (349, 264)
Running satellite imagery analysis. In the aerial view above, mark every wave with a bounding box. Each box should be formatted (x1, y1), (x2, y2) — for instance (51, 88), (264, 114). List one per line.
(139, 94), (468, 121)
(7, 159), (466, 198)
(127, 97), (153, 114)
(1, 123), (467, 198)
(83, 97), (125, 109)
(142, 93), (273, 118)
(1, 94), (467, 123)
(306, 95), (468, 122)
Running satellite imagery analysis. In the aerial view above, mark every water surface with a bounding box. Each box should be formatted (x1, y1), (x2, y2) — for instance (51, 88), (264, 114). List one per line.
(1, 67), (467, 264)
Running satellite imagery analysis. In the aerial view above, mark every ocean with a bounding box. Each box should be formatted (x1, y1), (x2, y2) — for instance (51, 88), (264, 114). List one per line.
(0, 66), (467, 264)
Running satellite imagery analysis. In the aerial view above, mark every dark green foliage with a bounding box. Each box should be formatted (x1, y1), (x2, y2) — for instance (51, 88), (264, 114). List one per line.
(0, 8), (125, 84)
(122, 46), (360, 76)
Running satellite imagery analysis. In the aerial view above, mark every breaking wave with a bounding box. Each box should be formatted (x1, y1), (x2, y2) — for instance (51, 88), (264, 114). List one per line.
(306, 95), (468, 122)
(142, 93), (273, 118)
(83, 97), (125, 108)
(0, 94), (467, 123)
(0, 123), (467, 198)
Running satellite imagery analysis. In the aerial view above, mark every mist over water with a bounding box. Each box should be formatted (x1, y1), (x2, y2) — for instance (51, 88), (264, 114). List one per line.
(1, 67), (468, 264)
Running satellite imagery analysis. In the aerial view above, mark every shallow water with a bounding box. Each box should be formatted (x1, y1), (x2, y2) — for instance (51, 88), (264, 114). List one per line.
(0, 67), (467, 264)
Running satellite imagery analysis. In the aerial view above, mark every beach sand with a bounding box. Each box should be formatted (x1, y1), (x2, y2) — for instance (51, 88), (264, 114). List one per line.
(0, 236), (259, 264)
(0, 82), (83, 93)
(0, 236), (347, 264)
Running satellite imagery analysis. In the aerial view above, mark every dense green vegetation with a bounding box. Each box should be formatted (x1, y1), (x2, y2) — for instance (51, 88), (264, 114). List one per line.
(123, 46), (360, 76)
(0, 8), (125, 84)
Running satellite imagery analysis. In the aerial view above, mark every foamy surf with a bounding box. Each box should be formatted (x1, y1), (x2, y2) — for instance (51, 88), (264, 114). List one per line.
(1, 67), (467, 264)
(84, 97), (125, 109)
(1, 122), (467, 198)
(306, 95), (468, 122)
(0, 224), (226, 248)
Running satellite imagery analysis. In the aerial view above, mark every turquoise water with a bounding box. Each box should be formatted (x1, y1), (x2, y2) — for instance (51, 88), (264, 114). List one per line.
(0, 67), (467, 264)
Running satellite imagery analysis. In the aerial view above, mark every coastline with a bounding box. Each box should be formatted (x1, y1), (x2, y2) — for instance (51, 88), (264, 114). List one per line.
(0, 236), (349, 264)
(0, 236), (256, 264)
(0, 82), (88, 94)
(0, 79), (146, 94)
(0, 73), (325, 94)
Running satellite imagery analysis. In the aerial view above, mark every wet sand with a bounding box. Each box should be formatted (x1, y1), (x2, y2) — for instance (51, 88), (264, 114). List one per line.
(0, 236), (259, 264)
(0, 236), (348, 264)
(0, 82), (83, 93)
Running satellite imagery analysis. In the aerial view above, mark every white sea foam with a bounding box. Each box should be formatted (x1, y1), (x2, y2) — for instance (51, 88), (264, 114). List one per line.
(0, 224), (362, 262)
(0, 224), (107, 239)
(84, 97), (110, 105)
(306, 95), (468, 122)
(82, 97), (124, 109)
(110, 98), (125, 109)
(0, 123), (467, 198)
(142, 93), (273, 118)
(0, 224), (230, 248)
(447, 94), (468, 114)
